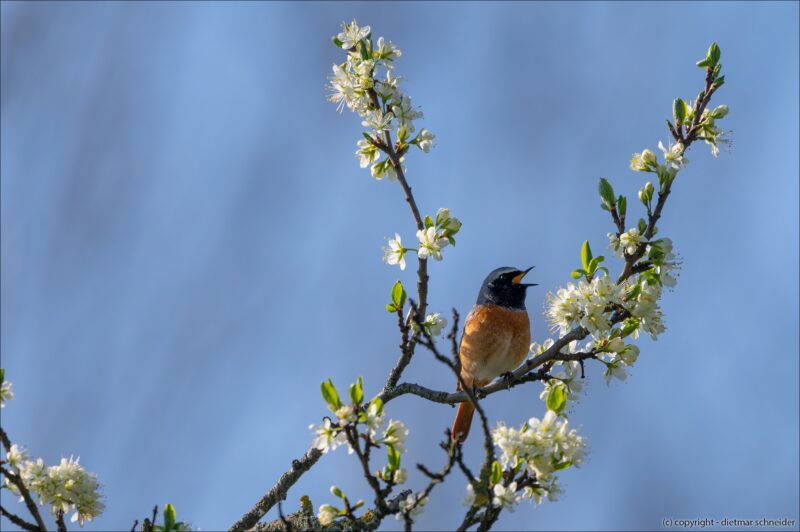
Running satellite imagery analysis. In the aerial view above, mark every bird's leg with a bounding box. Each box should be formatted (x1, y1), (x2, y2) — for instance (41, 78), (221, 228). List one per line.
(499, 372), (515, 391)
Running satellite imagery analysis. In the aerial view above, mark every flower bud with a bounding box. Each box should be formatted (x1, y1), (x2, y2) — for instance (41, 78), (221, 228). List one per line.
(711, 105), (728, 119)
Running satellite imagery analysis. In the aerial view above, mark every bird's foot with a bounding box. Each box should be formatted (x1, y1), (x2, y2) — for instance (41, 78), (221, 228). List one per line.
(470, 384), (486, 400)
(499, 372), (515, 390)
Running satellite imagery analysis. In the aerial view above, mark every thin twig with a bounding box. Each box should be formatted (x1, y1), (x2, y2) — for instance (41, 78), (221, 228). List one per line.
(0, 505), (38, 531)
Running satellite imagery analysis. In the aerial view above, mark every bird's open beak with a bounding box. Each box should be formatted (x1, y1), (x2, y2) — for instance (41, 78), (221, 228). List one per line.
(512, 266), (537, 287)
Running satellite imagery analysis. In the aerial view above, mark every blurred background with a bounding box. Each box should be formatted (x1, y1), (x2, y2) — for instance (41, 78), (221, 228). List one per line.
(1, 2), (798, 531)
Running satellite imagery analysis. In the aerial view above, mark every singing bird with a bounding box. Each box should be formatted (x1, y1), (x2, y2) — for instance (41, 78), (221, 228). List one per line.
(452, 266), (536, 442)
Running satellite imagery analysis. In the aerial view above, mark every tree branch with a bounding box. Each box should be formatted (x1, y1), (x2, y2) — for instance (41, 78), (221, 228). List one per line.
(229, 447), (323, 531)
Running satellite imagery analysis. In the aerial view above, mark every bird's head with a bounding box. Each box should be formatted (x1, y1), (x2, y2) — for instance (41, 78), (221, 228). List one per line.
(476, 266), (537, 310)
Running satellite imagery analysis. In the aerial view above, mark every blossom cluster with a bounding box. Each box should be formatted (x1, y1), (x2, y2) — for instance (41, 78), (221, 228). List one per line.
(4, 445), (105, 527)
(545, 275), (626, 339)
(382, 208), (462, 269)
(486, 410), (585, 507)
(328, 20), (434, 179)
(0, 376), (13, 407)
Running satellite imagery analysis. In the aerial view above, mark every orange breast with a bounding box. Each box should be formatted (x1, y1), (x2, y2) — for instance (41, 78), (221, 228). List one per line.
(458, 304), (531, 387)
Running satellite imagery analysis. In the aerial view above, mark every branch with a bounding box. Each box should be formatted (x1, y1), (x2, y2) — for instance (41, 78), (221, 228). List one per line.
(229, 447), (323, 531)
(0, 505), (38, 532)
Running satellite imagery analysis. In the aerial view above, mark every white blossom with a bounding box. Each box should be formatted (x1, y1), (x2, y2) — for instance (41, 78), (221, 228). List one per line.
(337, 20), (370, 50)
(335, 405), (357, 425)
(362, 401), (384, 435)
(382, 419), (408, 452)
(317, 503), (338, 526)
(435, 208), (461, 234)
(411, 312), (448, 337)
(375, 36), (401, 60)
(0, 379), (13, 408)
(659, 140), (687, 169)
(630, 149), (657, 171)
(356, 138), (379, 168)
(416, 128), (435, 152)
(361, 110), (394, 133)
(310, 418), (347, 453)
(416, 227), (449, 261)
(463, 483), (476, 506)
(381, 234), (407, 270)
(492, 482), (521, 511)
(393, 468), (407, 484)
(396, 493), (427, 522)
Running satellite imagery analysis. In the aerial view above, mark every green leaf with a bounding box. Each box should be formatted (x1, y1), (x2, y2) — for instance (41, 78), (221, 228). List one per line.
(554, 460), (573, 471)
(349, 376), (364, 405)
(598, 178), (615, 208)
(490, 461), (503, 485)
(332, 36), (343, 48)
(617, 195), (627, 218)
(163, 503), (176, 531)
(713, 75), (725, 89)
(331, 485), (345, 499)
(424, 215), (434, 229)
(0, 368), (4, 384)
(587, 255), (605, 274)
(546, 382), (568, 414)
(447, 235), (456, 246)
(571, 269), (587, 279)
(321, 379), (342, 410)
(637, 218), (647, 234)
(673, 98), (686, 125)
(388, 445), (401, 470)
(359, 39), (370, 60)
(580, 240), (592, 270)
(370, 397), (384, 416)
(620, 318), (640, 337)
(391, 280), (406, 309)
(707, 42), (721, 66)
(386, 303), (397, 313)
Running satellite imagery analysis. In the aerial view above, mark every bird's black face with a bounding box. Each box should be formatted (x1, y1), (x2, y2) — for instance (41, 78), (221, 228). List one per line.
(476, 266), (537, 310)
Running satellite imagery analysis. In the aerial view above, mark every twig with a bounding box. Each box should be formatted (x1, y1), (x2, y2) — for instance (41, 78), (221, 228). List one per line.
(229, 447), (323, 531)
(55, 509), (67, 532)
(277, 501), (292, 532)
(1, 505), (38, 531)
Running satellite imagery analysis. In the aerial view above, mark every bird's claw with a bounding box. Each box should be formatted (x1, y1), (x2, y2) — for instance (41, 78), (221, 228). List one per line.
(499, 372), (515, 390)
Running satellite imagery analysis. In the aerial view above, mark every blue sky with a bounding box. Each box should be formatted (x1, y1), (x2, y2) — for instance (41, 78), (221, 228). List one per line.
(1, 2), (798, 531)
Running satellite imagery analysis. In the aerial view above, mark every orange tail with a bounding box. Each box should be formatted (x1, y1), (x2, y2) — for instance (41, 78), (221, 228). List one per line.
(452, 402), (475, 442)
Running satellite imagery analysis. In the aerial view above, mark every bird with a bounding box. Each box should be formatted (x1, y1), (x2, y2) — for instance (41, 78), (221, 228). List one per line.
(452, 266), (536, 442)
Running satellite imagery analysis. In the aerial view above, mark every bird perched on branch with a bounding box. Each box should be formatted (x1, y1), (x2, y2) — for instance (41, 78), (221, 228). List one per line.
(452, 267), (536, 442)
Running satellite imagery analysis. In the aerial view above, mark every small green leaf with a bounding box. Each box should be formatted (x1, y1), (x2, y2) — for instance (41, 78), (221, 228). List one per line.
(587, 255), (605, 274)
(637, 218), (647, 234)
(321, 379), (342, 410)
(359, 39), (370, 60)
(391, 280), (406, 309)
(571, 269), (586, 279)
(554, 460), (573, 471)
(546, 382), (568, 413)
(713, 75), (725, 89)
(0, 368), (4, 384)
(163, 504), (176, 531)
(386, 303), (397, 313)
(617, 195), (627, 218)
(388, 445), (401, 470)
(332, 36), (344, 48)
(490, 461), (503, 485)
(580, 240), (592, 270)
(370, 397), (384, 416)
(349, 376), (364, 405)
(598, 178), (615, 208)
(707, 42), (721, 66)
(673, 98), (686, 124)
(424, 215), (434, 229)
